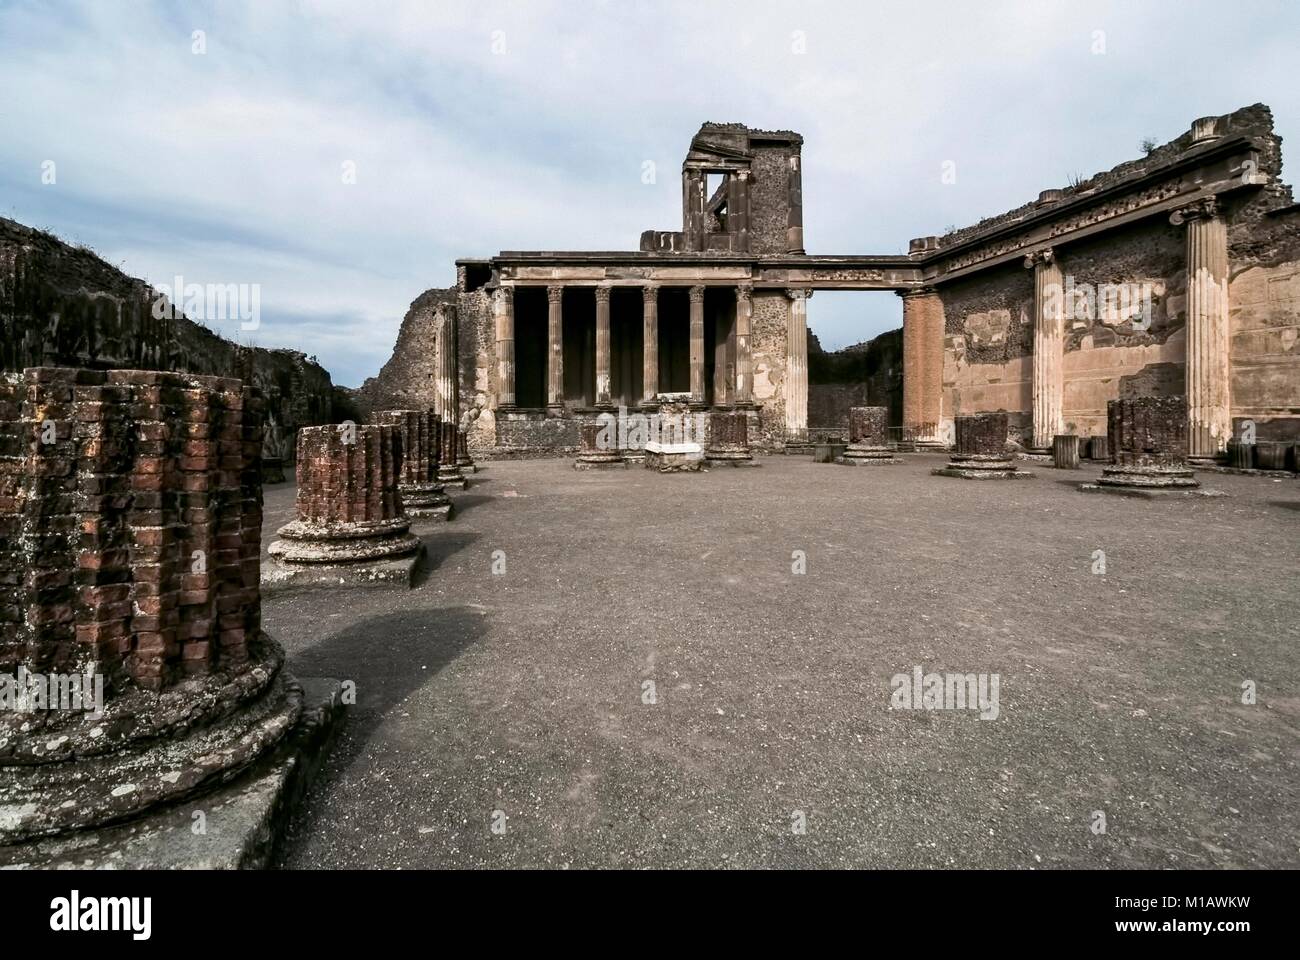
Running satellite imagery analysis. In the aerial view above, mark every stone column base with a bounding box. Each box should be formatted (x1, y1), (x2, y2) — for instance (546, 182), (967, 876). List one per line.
(269, 516), (422, 563)
(933, 454), (1033, 479)
(400, 482), (453, 521)
(0, 634), (300, 845)
(837, 444), (901, 465)
(574, 451), (627, 470)
(1096, 464), (1199, 488)
(438, 465), (469, 490)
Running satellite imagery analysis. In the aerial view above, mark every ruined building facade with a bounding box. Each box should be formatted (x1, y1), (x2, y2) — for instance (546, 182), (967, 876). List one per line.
(359, 105), (1300, 456)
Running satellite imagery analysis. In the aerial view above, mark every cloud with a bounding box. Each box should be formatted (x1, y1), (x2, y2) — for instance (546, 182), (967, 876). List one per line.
(2, 0), (1296, 381)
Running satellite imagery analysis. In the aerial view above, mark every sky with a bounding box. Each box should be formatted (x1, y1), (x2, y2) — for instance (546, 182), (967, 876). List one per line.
(2, 0), (1297, 386)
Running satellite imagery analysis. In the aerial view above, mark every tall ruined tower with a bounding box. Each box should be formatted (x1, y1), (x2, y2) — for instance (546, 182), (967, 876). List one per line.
(641, 123), (804, 255)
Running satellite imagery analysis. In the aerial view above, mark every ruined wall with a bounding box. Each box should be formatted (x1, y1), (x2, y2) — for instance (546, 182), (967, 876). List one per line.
(940, 261), (1033, 441)
(353, 287), (451, 416)
(0, 218), (343, 461)
(1227, 202), (1300, 441)
(863, 327), (904, 428)
(749, 143), (795, 256)
(937, 104), (1300, 444)
(460, 286), (495, 451)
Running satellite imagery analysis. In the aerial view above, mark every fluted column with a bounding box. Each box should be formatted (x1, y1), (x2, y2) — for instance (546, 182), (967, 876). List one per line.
(785, 289), (810, 439)
(713, 298), (730, 407)
(642, 283), (659, 405)
(786, 153), (805, 254)
(547, 284), (564, 415)
(735, 284), (753, 405)
(689, 285), (706, 403)
(1171, 198), (1231, 457)
(493, 286), (514, 410)
(733, 170), (751, 253)
(595, 285), (612, 408)
(1024, 248), (1064, 450)
(436, 302), (461, 427)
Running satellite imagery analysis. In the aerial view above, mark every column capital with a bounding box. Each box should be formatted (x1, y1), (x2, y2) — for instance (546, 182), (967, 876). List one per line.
(784, 288), (810, 301)
(494, 285), (514, 307)
(546, 284), (564, 303)
(1022, 247), (1054, 269)
(594, 284), (612, 304)
(897, 285), (936, 300)
(688, 285), (706, 303)
(642, 281), (660, 300)
(736, 283), (753, 303)
(736, 168), (752, 182)
(1170, 197), (1219, 226)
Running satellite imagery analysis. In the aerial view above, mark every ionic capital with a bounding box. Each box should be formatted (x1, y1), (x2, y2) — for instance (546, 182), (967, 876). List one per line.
(1170, 197), (1219, 226)
(1022, 247), (1055, 269)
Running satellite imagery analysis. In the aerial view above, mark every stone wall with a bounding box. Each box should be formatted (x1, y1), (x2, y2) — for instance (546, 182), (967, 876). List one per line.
(0, 217), (347, 462)
(750, 289), (789, 446)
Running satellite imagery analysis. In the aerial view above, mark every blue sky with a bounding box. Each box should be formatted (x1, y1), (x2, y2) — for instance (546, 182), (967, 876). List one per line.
(2, 0), (1296, 386)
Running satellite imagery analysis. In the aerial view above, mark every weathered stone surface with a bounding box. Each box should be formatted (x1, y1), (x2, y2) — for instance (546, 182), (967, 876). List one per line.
(1052, 434), (1080, 469)
(437, 420), (467, 489)
(643, 440), (702, 472)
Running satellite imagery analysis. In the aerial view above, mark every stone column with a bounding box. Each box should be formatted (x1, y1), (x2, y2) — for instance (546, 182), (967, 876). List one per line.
(838, 406), (900, 464)
(713, 299), (730, 407)
(683, 169), (706, 252)
(377, 408), (451, 520)
(493, 286), (515, 410)
(547, 284), (564, 415)
(1099, 396), (1199, 488)
(642, 282), (659, 405)
(786, 154), (805, 254)
(935, 412), (1027, 479)
(595, 284), (612, 408)
(689, 285), (706, 404)
(1024, 248), (1064, 451)
(1171, 198), (1231, 457)
(733, 170), (751, 253)
(435, 302), (460, 426)
(785, 288), (810, 440)
(735, 284), (753, 405)
(900, 287), (944, 447)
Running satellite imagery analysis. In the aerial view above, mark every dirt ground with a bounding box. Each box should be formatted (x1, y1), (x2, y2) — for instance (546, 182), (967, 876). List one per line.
(269, 453), (1300, 869)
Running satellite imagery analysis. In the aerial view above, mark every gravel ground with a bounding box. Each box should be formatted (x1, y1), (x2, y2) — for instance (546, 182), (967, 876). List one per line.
(270, 453), (1300, 869)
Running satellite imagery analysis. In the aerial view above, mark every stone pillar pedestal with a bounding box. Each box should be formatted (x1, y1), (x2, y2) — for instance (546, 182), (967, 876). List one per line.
(934, 412), (1030, 479)
(0, 367), (307, 847)
(838, 406), (901, 464)
(378, 409), (451, 521)
(269, 425), (422, 577)
(1025, 249), (1064, 452)
(456, 428), (476, 474)
(1097, 397), (1199, 489)
(705, 411), (754, 466)
(1171, 199), (1231, 459)
(574, 419), (626, 470)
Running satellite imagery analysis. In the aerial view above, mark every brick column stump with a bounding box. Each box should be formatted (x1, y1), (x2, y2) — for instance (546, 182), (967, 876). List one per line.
(574, 419), (626, 470)
(705, 411), (754, 466)
(378, 409), (451, 521)
(266, 424), (424, 589)
(838, 406), (900, 465)
(933, 412), (1031, 479)
(437, 420), (468, 490)
(0, 367), (328, 853)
